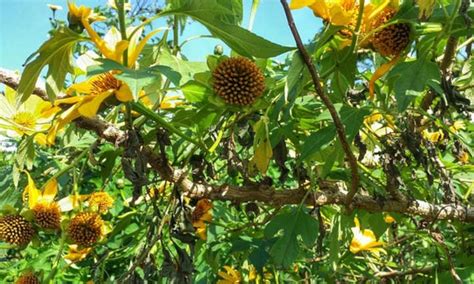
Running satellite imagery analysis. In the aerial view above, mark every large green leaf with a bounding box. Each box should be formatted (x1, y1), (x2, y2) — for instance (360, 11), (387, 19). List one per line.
(298, 126), (336, 162)
(88, 59), (181, 101)
(387, 58), (441, 111)
(264, 207), (318, 268)
(18, 27), (83, 103)
(162, 0), (294, 58)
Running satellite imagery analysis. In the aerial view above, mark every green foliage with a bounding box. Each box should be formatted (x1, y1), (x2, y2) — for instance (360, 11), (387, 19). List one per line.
(17, 27), (83, 102)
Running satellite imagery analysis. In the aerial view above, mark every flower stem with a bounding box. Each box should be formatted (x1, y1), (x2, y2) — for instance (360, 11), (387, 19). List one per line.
(43, 234), (66, 283)
(248, 0), (260, 31)
(115, 0), (128, 67)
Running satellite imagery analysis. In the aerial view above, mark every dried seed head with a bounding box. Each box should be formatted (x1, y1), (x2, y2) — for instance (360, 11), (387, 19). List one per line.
(33, 202), (61, 230)
(67, 212), (104, 247)
(15, 272), (40, 284)
(212, 57), (265, 106)
(371, 8), (411, 56)
(0, 215), (35, 246)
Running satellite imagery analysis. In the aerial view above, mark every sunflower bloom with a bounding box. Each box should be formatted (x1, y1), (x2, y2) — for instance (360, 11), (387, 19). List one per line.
(192, 199), (212, 240)
(350, 217), (385, 255)
(217, 266), (242, 284)
(46, 72), (132, 144)
(68, 1), (163, 67)
(24, 173), (62, 230)
(0, 85), (60, 145)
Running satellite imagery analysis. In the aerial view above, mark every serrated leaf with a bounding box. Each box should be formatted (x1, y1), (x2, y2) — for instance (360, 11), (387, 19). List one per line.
(264, 207), (318, 268)
(18, 27), (83, 103)
(387, 58), (441, 111)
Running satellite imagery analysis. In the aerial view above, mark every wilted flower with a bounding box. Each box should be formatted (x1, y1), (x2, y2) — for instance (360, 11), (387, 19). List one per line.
(64, 244), (93, 263)
(192, 199), (212, 240)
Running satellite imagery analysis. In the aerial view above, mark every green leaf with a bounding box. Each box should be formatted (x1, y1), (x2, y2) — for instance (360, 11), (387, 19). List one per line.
(298, 126), (336, 162)
(339, 105), (371, 142)
(387, 58), (441, 111)
(163, 0), (294, 58)
(264, 207), (318, 268)
(156, 47), (208, 85)
(18, 27), (84, 103)
(181, 81), (212, 103)
(88, 59), (180, 101)
(249, 118), (273, 175)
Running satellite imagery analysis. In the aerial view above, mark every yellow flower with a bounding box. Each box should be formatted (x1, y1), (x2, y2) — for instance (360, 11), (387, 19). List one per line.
(217, 266), (241, 284)
(350, 217), (385, 255)
(24, 173), (65, 230)
(290, 0), (357, 26)
(192, 199), (212, 240)
(0, 85), (60, 145)
(68, 2), (163, 67)
(449, 121), (465, 134)
(384, 214), (395, 224)
(64, 244), (92, 263)
(88, 191), (114, 213)
(422, 129), (444, 143)
(46, 72), (132, 144)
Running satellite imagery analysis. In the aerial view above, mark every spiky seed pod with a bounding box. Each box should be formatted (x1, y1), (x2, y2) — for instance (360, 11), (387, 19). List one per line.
(15, 272), (40, 284)
(212, 57), (265, 106)
(0, 215), (35, 246)
(33, 202), (61, 230)
(371, 8), (411, 57)
(67, 212), (104, 247)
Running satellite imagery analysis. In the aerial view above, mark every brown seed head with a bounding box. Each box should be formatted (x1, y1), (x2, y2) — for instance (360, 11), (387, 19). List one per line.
(0, 215), (35, 246)
(212, 57), (265, 106)
(371, 8), (411, 57)
(15, 272), (40, 284)
(68, 212), (104, 247)
(33, 202), (61, 230)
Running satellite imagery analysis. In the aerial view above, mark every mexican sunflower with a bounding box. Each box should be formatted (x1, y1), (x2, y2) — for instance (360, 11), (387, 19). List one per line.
(290, 0), (411, 99)
(46, 2), (165, 144)
(0, 85), (59, 145)
(350, 217), (386, 255)
(24, 173), (62, 230)
(217, 266), (242, 284)
(192, 199), (213, 240)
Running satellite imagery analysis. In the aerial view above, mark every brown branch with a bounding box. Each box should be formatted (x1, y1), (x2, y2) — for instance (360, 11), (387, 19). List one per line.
(1, 68), (473, 223)
(0, 68), (48, 99)
(280, 0), (359, 205)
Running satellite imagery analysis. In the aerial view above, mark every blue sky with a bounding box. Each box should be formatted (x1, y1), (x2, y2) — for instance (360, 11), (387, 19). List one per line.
(0, 0), (322, 71)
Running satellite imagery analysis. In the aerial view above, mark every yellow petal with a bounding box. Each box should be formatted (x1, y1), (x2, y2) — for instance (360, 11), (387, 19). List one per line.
(127, 28), (166, 67)
(46, 105), (82, 145)
(78, 91), (114, 117)
(115, 84), (133, 102)
(43, 178), (58, 202)
(24, 172), (41, 209)
(369, 56), (400, 100)
(289, 0), (316, 9)
(34, 133), (48, 146)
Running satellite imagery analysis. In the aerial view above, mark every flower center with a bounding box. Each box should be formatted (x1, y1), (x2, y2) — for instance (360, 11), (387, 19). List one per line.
(12, 111), (36, 130)
(90, 73), (121, 95)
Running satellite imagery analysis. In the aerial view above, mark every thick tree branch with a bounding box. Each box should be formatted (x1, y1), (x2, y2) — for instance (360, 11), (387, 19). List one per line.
(279, 0), (360, 205)
(1, 68), (473, 223)
(0, 68), (48, 99)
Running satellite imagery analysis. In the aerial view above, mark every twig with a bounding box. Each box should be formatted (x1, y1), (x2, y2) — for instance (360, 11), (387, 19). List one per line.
(279, 0), (359, 206)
